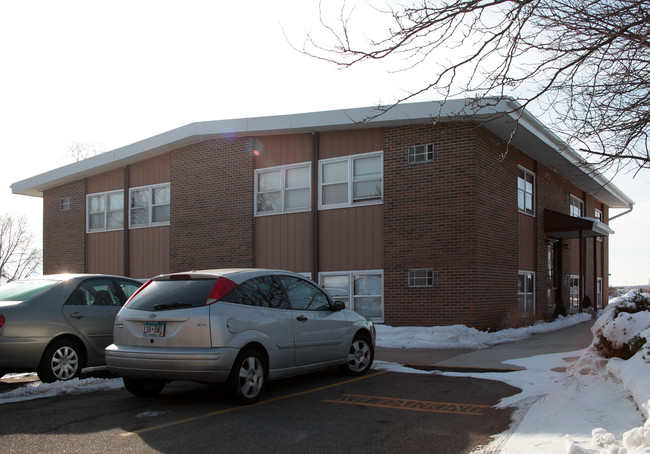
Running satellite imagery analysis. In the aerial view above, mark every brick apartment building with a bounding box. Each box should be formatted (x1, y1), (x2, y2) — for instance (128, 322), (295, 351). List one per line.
(11, 99), (634, 329)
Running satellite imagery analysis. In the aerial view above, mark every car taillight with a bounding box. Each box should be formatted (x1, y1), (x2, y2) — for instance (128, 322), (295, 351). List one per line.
(206, 278), (237, 305)
(0, 315), (4, 329)
(124, 279), (152, 306)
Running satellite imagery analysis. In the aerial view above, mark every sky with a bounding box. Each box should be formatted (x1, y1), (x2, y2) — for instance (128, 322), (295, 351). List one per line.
(2, 292), (649, 453)
(1, 0), (648, 286)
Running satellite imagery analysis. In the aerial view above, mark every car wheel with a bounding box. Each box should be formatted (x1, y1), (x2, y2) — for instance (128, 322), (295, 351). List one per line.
(123, 377), (166, 397)
(37, 339), (83, 383)
(339, 334), (374, 376)
(226, 348), (266, 404)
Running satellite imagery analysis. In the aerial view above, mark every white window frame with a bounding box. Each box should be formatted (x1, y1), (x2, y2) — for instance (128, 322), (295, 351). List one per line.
(517, 166), (535, 216)
(408, 268), (434, 287)
(518, 271), (536, 314)
(567, 275), (580, 311)
(86, 190), (124, 233)
(408, 144), (434, 164)
(129, 183), (170, 229)
(254, 162), (311, 216)
(319, 270), (384, 322)
(319, 151), (383, 210)
(570, 195), (584, 217)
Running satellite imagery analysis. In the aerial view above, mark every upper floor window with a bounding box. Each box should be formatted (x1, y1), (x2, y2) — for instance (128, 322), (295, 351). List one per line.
(517, 167), (535, 216)
(319, 152), (382, 209)
(130, 183), (170, 228)
(408, 144), (434, 164)
(87, 190), (124, 233)
(255, 163), (311, 216)
(570, 195), (584, 217)
(60, 197), (72, 211)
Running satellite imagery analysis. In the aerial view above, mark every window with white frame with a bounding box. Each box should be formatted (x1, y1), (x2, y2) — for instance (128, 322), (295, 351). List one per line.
(568, 275), (580, 310)
(319, 270), (383, 321)
(255, 163), (311, 215)
(60, 197), (72, 211)
(408, 268), (434, 287)
(319, 152), (382, 209)
(518, 271), (535, 314)
(87, 190), (124, 232)
(129, 183), (170, 228)
(570, 195), (584, 217)
(408, 144), (434, 164)
(517, 167), (535, 215)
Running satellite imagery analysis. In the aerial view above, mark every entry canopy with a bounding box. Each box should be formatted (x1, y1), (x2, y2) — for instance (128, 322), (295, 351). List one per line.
(544, 209), (615, 239)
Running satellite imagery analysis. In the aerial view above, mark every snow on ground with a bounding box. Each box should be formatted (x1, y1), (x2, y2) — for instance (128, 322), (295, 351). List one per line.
(1, 292), (648, 453)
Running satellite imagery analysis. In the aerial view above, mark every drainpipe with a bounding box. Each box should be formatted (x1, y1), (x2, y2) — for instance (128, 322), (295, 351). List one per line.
(123, 166), (130, 277)
(609, 204), (634, 221)
(311, 132), (319, 281)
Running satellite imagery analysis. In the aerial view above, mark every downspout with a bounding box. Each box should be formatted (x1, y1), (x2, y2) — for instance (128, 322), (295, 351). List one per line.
(123, 166), (130, 277)
(609, 204), (634, 221)
(311, 132), (319, 281)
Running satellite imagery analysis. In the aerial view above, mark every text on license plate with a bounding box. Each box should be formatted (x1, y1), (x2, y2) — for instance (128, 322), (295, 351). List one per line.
(143, 321), (165, 337)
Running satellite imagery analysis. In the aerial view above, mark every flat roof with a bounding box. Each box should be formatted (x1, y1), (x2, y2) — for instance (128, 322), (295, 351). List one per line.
(11, 98), (634, 209)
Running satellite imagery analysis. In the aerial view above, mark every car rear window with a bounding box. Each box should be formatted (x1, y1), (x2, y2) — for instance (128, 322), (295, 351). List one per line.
(125, 278), (218, 311)
(0, 280), (58, 301)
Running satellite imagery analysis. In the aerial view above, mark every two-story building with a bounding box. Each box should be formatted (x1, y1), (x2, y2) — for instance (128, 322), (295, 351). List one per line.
(11, 98), (634, 329)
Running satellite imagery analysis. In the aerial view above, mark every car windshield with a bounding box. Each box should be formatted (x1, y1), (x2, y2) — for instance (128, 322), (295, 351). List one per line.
(125, 278), (218, 310)
(0, 280), (58, 301)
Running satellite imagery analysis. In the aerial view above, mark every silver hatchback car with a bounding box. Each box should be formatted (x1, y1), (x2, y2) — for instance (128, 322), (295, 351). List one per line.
(105, 269), (375, 403)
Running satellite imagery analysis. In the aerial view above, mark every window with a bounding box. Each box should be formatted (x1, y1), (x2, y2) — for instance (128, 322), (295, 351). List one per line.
(595, 209), (603, 242)
(279, 276), (331, 310)
(568, 275), (580, 311)
(408, 269), (434, 287)
(255, 163), (311, 215)
(408, 144), (434, 164)
(87, 190), (124, 232)
(319, 152), (382, 209)
(518, 271), (535, 314)
(60, 197), (72, 211)
(570, 195), (584, 217)
(130, 183), (170, 228)
(518, 167), (535, 215)
(65, 278), (122, 307)
(224, 276), (289, 309)
(320, 271), (383, 321)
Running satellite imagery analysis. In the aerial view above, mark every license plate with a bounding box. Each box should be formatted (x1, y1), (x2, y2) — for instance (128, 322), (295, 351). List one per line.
(143, 321), (165, 337)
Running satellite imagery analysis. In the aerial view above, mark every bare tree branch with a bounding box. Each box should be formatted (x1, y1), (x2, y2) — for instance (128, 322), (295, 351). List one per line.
(0, 214), (42, 284)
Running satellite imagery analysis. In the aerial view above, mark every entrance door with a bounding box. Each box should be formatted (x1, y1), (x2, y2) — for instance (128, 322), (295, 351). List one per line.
(597, 278), (603, 310)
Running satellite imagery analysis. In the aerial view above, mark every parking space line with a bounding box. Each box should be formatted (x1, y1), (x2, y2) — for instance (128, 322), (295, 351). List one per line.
(120, 371), (387, 437)
(324, 394), (493, 415)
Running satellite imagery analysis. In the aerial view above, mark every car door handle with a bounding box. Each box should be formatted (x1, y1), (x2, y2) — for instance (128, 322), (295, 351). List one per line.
(69, 313), (84, 319)
(296, 315), (308, 322)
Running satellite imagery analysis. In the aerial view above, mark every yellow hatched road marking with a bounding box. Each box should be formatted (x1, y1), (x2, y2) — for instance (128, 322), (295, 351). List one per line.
(324, 394), (493, 415)
(120, 371), (387, 437)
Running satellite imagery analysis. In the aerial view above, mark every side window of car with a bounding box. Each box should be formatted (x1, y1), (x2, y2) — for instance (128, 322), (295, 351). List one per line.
(224, 276), (289, 309)
(117, 279), (142, 304)
(278, 276), (331, 311)
(65, 279), (121, 307)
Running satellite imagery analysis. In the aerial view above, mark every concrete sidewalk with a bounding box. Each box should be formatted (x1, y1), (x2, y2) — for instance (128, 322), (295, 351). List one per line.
(375, 319), (596, 371)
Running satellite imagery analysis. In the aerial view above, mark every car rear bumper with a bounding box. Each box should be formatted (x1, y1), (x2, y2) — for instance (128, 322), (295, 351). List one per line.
(105, 344), (239, 382)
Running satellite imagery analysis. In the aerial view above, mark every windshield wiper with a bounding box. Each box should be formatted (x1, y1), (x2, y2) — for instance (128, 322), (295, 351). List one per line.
(153, 302), (193, 310)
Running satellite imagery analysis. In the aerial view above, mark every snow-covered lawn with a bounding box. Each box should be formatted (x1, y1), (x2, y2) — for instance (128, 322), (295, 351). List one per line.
(1, 292), (648, 453)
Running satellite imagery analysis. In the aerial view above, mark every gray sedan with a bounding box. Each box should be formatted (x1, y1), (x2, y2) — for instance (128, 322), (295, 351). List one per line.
(106, 269), (376, 404)
(0, 274), (142, 382)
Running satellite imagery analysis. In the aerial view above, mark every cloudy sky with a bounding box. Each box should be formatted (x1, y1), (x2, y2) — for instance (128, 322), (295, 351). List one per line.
(1, 0), (648, 286)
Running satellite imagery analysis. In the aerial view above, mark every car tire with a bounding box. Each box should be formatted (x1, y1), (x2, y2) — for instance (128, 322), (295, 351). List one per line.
(339, 333), (374, 376)
(123, 377), (166, 397)
(226, 348), (266, 405)
(37, 339), (83, 383)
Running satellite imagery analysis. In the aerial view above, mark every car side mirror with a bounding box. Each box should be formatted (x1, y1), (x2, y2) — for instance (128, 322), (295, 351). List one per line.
(332, 301), (346, 311)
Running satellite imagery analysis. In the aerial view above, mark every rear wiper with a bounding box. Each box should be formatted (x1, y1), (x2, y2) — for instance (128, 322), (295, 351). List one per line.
(153, 302), (193, 310)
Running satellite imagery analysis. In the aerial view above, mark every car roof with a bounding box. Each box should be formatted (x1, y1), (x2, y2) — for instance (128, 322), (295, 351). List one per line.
(154, 269), (308, 285)
(12, 274), (141, 283)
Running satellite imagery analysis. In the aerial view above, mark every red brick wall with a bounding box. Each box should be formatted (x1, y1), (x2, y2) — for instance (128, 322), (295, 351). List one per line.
(43, 181), (86, 274)
(170, 138), (254, 271)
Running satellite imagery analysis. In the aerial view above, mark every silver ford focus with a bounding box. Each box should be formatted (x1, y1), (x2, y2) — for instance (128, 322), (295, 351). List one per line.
(0, 274), (143, 382)
(105, 269), (376, 404)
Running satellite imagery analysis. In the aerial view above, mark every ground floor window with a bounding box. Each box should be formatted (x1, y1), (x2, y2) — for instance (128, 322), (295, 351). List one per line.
(319, 270), (383, 322)
(568, 275), (580, 311)
(518, 271), (535, 314)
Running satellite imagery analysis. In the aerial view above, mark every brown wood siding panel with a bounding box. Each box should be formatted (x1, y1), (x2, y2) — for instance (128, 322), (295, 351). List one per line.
(319, 205), (383, 272)
(518, 153), (535, 171)
(86, 168), (124, 194)
(87, 231), (124, 275)
(254, 213), (311, 272)
(319, 129), (383, 159)
(254, 134), (312, 169)
(518, 213), (535, 270)
(130, 154), (171, 187)
(129, 226), (170, 279)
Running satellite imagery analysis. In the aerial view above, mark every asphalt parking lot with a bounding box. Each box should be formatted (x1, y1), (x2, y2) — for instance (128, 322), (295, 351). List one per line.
(0, 368), (519, 453)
